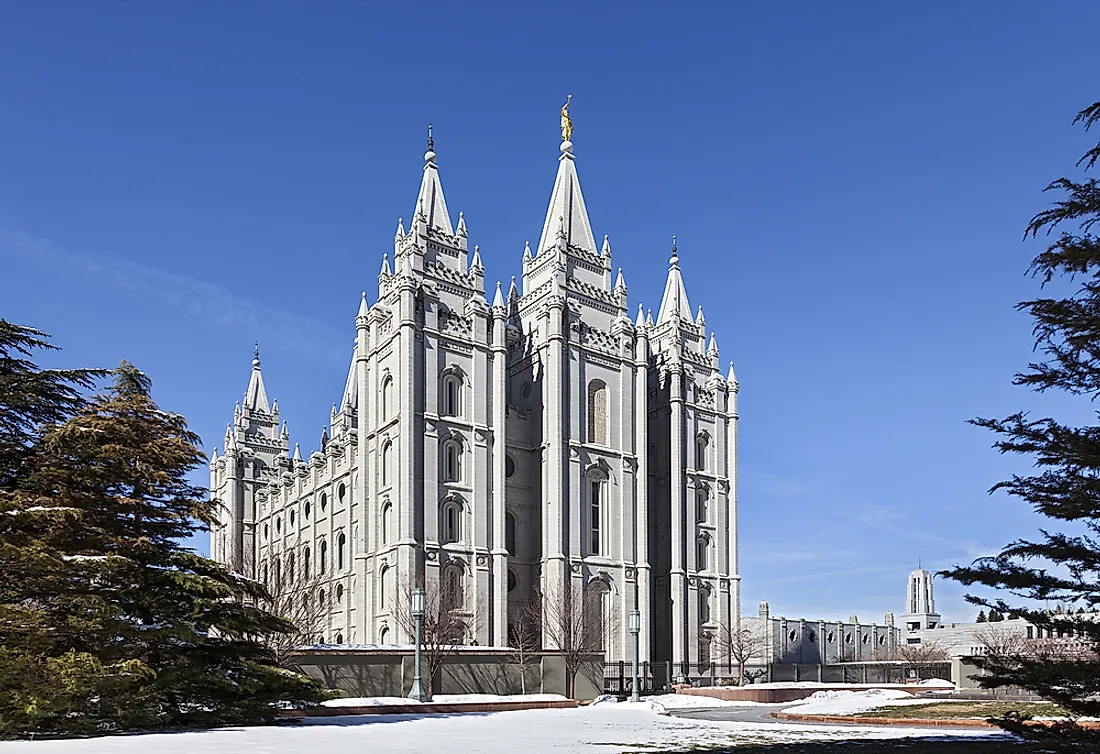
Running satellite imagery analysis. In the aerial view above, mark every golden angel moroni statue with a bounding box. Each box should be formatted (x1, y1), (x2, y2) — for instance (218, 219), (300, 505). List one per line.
(560, 94), (573, 142)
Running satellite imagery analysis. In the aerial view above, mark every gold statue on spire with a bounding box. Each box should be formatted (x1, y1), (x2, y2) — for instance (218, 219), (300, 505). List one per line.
(560, 94), (573, 142)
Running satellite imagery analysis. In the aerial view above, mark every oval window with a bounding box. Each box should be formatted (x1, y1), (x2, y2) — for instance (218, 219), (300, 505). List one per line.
(505, 455), (516, 479)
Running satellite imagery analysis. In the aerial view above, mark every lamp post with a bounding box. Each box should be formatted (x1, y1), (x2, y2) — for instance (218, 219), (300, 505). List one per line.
(628, 609), (641, 702)
(408, 587), (430, 701)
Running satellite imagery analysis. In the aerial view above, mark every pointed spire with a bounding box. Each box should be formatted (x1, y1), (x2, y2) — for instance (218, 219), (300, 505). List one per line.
(243, 344), (270, 413)
(646, 309), (654, 327)
(380, 253), (392, 278)
(537, 136), (597, 254)
(224, 423), (232, 447)
(470, 245), (483, 271)
(657, 236), (692, 327)
(492, 280), (505, 309)
(358, 291), (369, 318)
(636, 303), (646, 328)
(727, 361), (738, 384)
(708, 333), (719, 358)
(696, 305), (706, 328)
(281, 420), (289, 439)
(395, 217), (405, 239)
(340, 343), (358, 410)
(234, 401), (241, 422)
(601, 235), (611, 257)
(320, 425), (329, 450)
(456, 211), (467, 236)
(523, 239), (533, 262)
(330, 403), (338, 424)
(211, 446), (219, 462)
(272, 398), (279, 414)
(615, 267), (626, 291)
(509, 275), (519, 299)
(293, 443), (303, 462)
(412, 128), (454, 235)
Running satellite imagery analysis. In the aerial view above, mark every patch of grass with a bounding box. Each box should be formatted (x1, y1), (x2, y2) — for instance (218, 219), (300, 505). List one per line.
(853, 701), (1069, 720)
(658, 741), (1031, 753)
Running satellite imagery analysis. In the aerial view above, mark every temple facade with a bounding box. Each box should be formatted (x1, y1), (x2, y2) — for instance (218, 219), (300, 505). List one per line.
(209, 127), (740, 672)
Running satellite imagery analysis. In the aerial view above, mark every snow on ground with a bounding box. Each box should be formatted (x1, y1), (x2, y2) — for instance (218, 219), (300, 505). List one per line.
(322, 693), (569, 707)
(0, 702), (1001, 754)
(783, 689), (966, 716)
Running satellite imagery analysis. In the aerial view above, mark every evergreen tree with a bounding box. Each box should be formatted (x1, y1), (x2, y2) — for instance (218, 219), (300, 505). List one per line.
(1, 361), (327, 737)
(943, 100), (1100, 750)
(0, 320), (103, 489)
(988, 610), (1004, 623)
(976, 609), (987, 623)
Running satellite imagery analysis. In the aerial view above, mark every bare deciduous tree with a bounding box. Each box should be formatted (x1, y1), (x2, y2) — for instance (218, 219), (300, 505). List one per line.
(394, 573), (479, 694)
(974, 624), (1031, 661)
(527, 581), (617, 698)
(251, 552), (335, 667)
(890, 641), (950, 682)
(507, 615), (541, 695)
(714, 619), (765, 685)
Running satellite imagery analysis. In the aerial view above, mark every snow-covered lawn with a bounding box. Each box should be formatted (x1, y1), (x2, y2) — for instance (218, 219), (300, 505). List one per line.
(322, 693), (571, 707)
(782, 689), (970, 716)
(0, 700), (1001, 753)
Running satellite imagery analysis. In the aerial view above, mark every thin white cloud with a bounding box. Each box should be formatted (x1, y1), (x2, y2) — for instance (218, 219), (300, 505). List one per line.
(3, 229), (348, 363)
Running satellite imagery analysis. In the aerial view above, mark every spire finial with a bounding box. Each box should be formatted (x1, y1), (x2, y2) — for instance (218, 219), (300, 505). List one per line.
(560, 94), (574, 143)
(252, 342), (260, 368)
(427, 122), (434, 151)
(669, 235), (680, 267)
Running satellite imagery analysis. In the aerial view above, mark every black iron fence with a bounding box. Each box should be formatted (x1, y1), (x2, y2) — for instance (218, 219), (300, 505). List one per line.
(602, 660), (953, 694)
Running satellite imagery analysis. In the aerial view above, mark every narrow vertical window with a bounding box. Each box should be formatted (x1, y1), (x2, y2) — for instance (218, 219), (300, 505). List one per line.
(505, 512), (516, 556)
(381, 441), (392, 487)
(304, 546), (311, 577)
(379, 626), (390, 645)
(587, 380), (608, 445)
(379, 566), (390, 609)
(337, 532), (346, 570)
(381, 502), (392, 544)
(381, 376), (393, 421)
(442, 439), (462, 482)
(441, 500), (462, 544)
(697, 534), (709, 572)
(696, 433), (709, 471)
(320, 540), (328, 573)
(590, 479), (601, 555)
(696, 487), (708, 523)
(338, 483), (346, 506)
(442, 373), (461, 416)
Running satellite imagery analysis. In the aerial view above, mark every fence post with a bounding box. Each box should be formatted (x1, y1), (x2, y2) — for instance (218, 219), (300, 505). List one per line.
(618, 660), (625, 693)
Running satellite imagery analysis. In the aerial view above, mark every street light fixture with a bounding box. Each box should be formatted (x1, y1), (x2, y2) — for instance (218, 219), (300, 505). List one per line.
(408, 586), (430, 702)
(628, 609), (641, 702)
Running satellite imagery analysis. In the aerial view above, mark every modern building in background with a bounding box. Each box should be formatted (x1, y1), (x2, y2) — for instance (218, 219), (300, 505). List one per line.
(901, 567), (941, 637)
(209, 120), (740, 671)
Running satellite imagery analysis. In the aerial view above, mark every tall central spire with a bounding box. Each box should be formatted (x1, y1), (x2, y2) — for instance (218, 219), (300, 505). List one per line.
(657, 236), (692, 326)
(244, 343), (271, 413)
(412, 124), (454, 236)
(536, 105), (597, 255)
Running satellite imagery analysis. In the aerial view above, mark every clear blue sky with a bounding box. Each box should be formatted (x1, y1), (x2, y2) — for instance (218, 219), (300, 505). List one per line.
(3, 1), (1097, 624)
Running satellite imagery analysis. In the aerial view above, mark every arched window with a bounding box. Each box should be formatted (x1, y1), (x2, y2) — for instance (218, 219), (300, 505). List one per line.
(335, 632), (344, 644)
(697, 534), (710, 572)
(381, 502), (392, 544)
(505, 512), (516, 556)
(304, 546), (311, 578)
(381, 441), (392, 487)
(696, 433), (709, 471)
(275, 517), (282, 534)
(336, 583), (344, 603)
(442, 438), (462, 482)
(379, 566), (390, 609)
(287, 552), (296, 582)
(379, 626), (390, 645)
(441, 372), (462, 416)
(442, 563), (465, 612)
(318, 587), (326, 609)
(290, 510), (296, 526)
(320, 493), (327, 512)
(337, 532), (346, 570)
(696, 487), (709, 523)
(338, 483), (346, 506)
(381, 376), (394, 420)
(585, 580), (611, 652)
(587, 379), (608, 445)
(698, 631), (712, 669)
(441, 498), (462, 544)
(320, 540), (328, 573)
(587, 469), (607, 556)
(304, 500), (311, 518)
(699, 585), (712, 625)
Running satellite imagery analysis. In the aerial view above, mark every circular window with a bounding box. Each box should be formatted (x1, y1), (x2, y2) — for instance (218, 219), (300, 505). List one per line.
(305, 501), (311, 518)
(827, 632), (835, 643)
(521, 382), (532, 400)
(275, 517), (282, 533)
(845, 634), (853, 645)
(507, 570), (517, 592)
(788, 630), (797, 642)
(320, 493), (327, 511)
(505, 455), (516, 479)
(808, 630), (817, 643)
